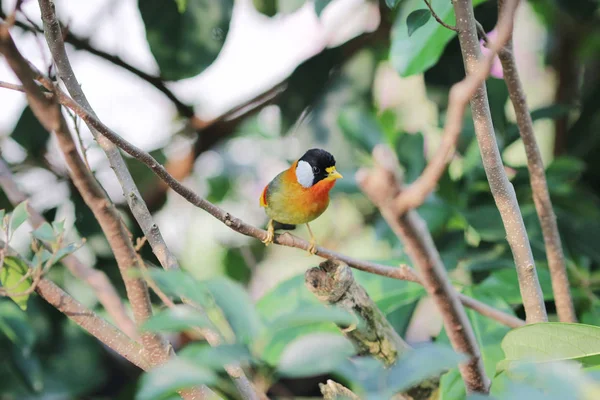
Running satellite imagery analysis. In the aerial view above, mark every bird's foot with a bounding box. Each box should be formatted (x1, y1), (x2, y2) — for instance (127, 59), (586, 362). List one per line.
(262, 220), (274, 246)
(307, 239), (318, 255)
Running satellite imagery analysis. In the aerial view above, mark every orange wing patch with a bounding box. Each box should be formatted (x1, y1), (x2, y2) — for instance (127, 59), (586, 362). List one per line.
(259, 185), (268, 207)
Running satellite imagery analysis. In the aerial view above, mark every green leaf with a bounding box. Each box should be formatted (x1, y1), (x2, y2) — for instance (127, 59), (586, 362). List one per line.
(338, 107), (384, 153)
(386, 0), (403, 9)
(9, 346), (44, 392)
(136, 359), (217, 400)
(500, 323), (600, 371)
(336, 344), (463, 397)
(253, 0), (277, 17)
(1, 257), (32, 310)
(52, 242), (83, 265)
(11, 106), (49, 160)
(147, 269), (211, 308)
(395, 132), (426, 183)
(391, 0), (487, 76)
(9, 201), (29, 236)
(204, 277), (262, 343)
(31, 222), (56, 243)
(174, 0), (187, 13)
(314, 0), (331, 16)
(138, 0), (233, 81)
(0, 209), (5, 227)
(0, 299), (36, 352)
(51, 220), (65, 235)
(464, 205), (505, 242)
(478, 267), (556, 304)
(277, 333), (355, 377)
(406, 9), (431, 37)
(266, 305), (358, 332)
(179, 343), (253, 369)
(141, 305), (210, 333)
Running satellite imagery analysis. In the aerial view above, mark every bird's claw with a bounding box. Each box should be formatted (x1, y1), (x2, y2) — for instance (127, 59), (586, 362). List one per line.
(307, 239), (317, 255)
(262, 229), (274, 246)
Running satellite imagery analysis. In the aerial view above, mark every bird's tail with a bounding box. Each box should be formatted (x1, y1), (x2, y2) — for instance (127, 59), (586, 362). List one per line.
(272, 221), (296, 231)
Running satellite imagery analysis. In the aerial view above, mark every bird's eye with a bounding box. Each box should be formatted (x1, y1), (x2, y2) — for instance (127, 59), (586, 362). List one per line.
(312, 166), (320, 174)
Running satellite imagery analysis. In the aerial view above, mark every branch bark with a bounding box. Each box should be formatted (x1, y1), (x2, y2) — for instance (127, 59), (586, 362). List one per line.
(305, 259), (411, 365)
(0, 19), (169, 367)
(452, 0), (547, 323)
(306, 259), (438, 400)
(357, 145), (489, 394)
(0, 157), (137, 338)
(0, 74), (524, 330)
(0, 241), (149, 370)
(496, 1), (576, 322)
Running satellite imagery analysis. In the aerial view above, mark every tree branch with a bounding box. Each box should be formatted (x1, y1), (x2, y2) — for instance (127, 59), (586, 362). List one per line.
(0, 19), (169, 366)
(423, 0), (458, 32)
(35, 3), (266, 397)
(0, 157), (137, 338)
(319, 380), (361, 400)
(0, 241), (149, 370)
(452, 0), (547, 323)
(306, 259), (438, 400)
(357, 145), (490, 394)
(0, 74), (524, 330)
(306, 259), (411, 365)
(496, 2), (576, 322)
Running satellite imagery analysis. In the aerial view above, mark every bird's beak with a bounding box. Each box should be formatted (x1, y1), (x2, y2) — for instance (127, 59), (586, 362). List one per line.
(326, 166), (343, 180)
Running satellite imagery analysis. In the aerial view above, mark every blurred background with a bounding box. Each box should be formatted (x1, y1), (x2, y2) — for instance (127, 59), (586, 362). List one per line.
(1, 0), (599, 398)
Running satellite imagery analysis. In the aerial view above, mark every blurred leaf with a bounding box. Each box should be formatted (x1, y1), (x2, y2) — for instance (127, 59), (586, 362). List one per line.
(314, 0), (331, 16)
(9, 345), (43, 393)
(391, 0), (486, 76)
(407, 9), (431, 37)
(125, 149), (166, 196)
(1, 257), (32, 311)
(266, 305), (357, 331)
(0, 299), (36, 352)
(253, 0), (277, 16)
(464, 205), (505, 242)
(223, 248), (251, 284)
(9, 201), (29, 237)
(500, 323), (600, 371)
(138, 0), (233, 80)
(32, 222), (55, 244)
(546, 156), (586, 195)
(204, 277), (262, 343)
(277, 333), (355, 377)
(174, 0), (187, 12)
(148, 269), (211, 308)
(385, 344), (464, 394)
(395, 132), (425, 183)
(206, 175), (232, 203)
(461, 245), (512, 272)
(338, 107), (383, 153)
(179, 343), (253, 369)
(141, 305), (210, 333)
(277, 0), (305, 14)
(337, 344), (463, 398)
(52, 242), (83, 266)
(136, 359), (217, 400)
(505, 105), (573, 145)
(558, 213), (600, 263)
(386, 0), (403, 9)
(0, 209), (5, 227)
(478, 267), (556, 304)
(11, 106), (49, 160)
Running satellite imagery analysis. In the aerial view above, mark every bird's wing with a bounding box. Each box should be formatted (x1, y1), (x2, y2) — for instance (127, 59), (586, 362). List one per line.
(259, 184), (268, 207)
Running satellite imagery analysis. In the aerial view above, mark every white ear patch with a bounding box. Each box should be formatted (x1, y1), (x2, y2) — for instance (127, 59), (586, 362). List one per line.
(296, 160), (314, 188)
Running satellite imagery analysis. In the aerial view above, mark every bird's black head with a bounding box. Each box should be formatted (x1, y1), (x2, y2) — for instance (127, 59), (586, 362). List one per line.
(296, 148), (341, 187)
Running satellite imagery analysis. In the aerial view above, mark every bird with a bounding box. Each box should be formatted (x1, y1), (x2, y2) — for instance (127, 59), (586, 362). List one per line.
(259, 148), (343, 254)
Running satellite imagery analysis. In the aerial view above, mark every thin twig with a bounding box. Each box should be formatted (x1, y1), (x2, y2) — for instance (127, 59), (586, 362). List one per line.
(0, 240), (150, 370)
(0, 19), (170, 364)
(496, 0), (576, 322)
(2, 77), (524, 330)
(357, 145), (490, 394)
(0, 157), (138, 338)
(452, 0), (548, 323)
(36, 2), (265, 396)
(66, 107), (91, 171)
(423, 0), (458, 32)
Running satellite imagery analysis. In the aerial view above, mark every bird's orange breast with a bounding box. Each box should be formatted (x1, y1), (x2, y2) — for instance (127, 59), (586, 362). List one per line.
(259, 161), (336, 225)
